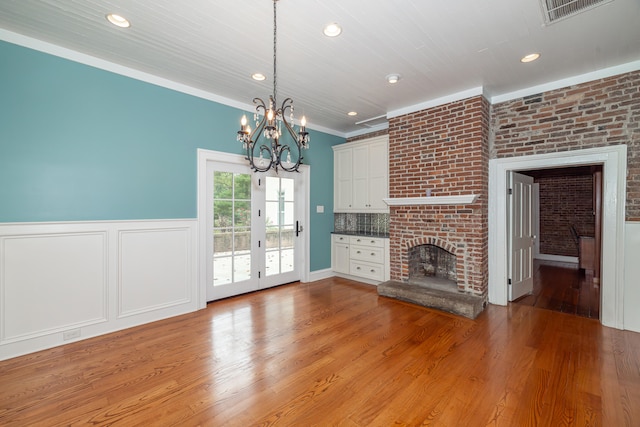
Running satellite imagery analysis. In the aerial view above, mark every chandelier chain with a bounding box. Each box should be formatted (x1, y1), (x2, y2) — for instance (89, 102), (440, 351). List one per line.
(272, 0), (277, 105)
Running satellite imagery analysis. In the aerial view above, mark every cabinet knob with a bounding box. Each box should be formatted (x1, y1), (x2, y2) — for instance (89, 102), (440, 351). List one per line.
(371, 252), (375, 256)
(370, 269), (375, 273)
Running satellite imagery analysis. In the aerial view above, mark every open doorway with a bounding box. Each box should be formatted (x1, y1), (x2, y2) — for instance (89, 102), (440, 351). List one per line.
(488, 145), (627, 330)
(511, 165), (602, 319)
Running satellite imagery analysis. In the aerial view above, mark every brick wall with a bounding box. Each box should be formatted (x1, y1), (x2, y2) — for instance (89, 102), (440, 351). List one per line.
(537, 174), (594, 257)
(491, 70), (640, 220)
(387, 96), (489, 296)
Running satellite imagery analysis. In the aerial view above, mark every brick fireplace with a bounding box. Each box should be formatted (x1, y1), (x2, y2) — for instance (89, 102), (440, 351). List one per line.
(387, 95), (490, 298)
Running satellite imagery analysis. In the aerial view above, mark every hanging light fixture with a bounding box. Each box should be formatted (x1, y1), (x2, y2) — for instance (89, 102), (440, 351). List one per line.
(237, 0), (310, 173)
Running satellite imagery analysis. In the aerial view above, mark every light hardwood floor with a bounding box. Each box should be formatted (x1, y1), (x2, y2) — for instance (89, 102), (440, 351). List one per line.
(1, 277), (638, 426)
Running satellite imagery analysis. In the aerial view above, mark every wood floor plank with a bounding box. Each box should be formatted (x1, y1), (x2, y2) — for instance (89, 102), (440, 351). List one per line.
(0, 277), (638, 426)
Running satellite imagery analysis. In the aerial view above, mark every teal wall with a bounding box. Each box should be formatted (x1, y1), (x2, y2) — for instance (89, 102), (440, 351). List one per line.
(0, 40), (344, 271)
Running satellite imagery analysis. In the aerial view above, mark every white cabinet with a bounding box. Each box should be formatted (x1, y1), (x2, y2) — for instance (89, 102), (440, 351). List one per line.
(334, 148), (353, 211)
(333, 136), (388, 213)
(331, 234), (389, 284)
(332, 234), (350, 275)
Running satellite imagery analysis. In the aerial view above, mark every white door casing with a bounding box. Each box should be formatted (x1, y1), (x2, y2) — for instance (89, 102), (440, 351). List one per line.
(488, 145), (627, 329)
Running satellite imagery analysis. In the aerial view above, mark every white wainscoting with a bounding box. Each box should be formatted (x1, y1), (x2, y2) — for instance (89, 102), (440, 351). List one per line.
(0, 219), (198, 360)
(624, 222), (640, 333)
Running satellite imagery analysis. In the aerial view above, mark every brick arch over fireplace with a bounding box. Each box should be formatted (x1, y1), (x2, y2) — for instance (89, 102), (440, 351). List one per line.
(405, 236), (457, 254)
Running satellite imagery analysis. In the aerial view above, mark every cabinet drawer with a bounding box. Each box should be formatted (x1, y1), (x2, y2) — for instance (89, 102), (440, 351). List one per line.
(350, 260), (385, 281)
(350, 245), (384, 263)
(333, 234), (349, 244)
(349, 236), (385, 248)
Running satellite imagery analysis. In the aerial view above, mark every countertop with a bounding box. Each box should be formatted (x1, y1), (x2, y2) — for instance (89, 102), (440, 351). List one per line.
(332, 231), (390, 238)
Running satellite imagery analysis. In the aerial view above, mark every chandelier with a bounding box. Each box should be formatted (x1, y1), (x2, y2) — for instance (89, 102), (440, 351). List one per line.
(236, 0), (310, 173)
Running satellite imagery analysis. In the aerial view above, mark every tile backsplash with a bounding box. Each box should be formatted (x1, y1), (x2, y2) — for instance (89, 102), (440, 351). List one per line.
(334, 213), (390, 236)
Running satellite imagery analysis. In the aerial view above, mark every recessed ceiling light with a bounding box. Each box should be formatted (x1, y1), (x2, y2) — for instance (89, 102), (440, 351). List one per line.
(323, 23), (342, 37)
(106, 13), (130, 28)
(521, 53), (540, 63)
(347, 111), (358, 116)
(252, 73), (266, 81)
(386, 74), (401, 84)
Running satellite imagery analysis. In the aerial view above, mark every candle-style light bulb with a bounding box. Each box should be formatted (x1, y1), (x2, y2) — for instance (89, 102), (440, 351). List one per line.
(300, 116), (306, 129)
(267, 109), (274, 121)
(241, 115), (247, 128)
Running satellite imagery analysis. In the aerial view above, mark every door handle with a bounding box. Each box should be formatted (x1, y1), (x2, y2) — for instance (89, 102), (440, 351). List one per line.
(296, 221), (303, 237)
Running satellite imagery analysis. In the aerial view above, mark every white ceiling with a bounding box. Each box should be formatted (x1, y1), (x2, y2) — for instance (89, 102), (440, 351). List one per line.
(0, 0), (639, 137)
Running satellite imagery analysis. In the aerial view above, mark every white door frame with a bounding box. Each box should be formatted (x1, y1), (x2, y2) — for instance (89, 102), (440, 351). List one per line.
(196, 149), (309, 308)
(488, 145), (627, 329)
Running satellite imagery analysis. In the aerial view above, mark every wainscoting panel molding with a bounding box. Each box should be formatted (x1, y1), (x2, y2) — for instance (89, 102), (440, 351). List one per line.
(118, 227), (192, 317)
(0, 219), (198, 361)
(624, 222), (640, 333)
(1, 232), (108, 342)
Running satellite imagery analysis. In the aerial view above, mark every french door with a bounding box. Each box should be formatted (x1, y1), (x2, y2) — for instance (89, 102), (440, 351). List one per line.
(203, 156), (305, 301)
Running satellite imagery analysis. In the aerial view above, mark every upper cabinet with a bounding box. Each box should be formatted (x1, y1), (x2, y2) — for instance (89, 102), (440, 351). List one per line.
(333, 135), (389, 213)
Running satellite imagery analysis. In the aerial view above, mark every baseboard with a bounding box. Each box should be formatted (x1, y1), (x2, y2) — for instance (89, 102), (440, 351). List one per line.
(307, 268), (334, 282)
(535, 253), (579, 264)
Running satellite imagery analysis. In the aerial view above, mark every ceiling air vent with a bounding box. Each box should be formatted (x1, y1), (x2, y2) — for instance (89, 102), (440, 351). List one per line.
(540, 0), (614, 24)
(355, 114), (388, 128)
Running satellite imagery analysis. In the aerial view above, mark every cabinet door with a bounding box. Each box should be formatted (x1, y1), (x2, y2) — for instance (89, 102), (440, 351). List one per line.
(352, 145), (370, 209)
(334, 148), (353, 212)
(368, 141), (389, 210)
(332, 241), (350, 274)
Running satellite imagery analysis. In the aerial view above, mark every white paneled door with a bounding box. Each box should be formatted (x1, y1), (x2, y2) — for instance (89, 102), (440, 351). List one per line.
(508, 171), (534, 301)
(205, 160), (304, 301)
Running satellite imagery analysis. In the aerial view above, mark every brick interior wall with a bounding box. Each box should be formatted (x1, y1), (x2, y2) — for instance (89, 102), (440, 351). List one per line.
(491, 70), (640, 221)
(537, 174), (594, 257)
(388, 96), (489, 296)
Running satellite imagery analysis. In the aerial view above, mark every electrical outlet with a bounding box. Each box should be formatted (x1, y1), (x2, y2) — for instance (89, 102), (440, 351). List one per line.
(63, 329), (81, 341)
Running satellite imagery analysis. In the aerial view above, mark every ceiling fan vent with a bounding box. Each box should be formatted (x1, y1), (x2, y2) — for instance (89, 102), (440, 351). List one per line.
(540, 0), (613, 24)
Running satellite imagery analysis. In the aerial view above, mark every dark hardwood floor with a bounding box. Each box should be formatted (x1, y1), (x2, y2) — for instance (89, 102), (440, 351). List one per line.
(1, 277), (638, 426)
(514, 260), (600, 319)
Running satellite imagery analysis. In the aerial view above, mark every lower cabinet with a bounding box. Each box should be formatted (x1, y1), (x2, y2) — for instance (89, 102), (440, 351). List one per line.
(332, 235), (350, 275)
(331, 234), (389, 283)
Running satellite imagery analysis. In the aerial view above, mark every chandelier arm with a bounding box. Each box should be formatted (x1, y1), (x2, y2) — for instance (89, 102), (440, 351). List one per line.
(248, 98), (269, 142)
(248, 142), (275, 173)
(277, 145), (302, 172)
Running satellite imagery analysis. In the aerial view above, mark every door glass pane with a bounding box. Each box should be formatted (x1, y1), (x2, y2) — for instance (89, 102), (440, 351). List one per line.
(281, 178), (294, 201)
(281, 248), (294, 273)
(213, 171), (252, 286)
(265, 176), (295, 277)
